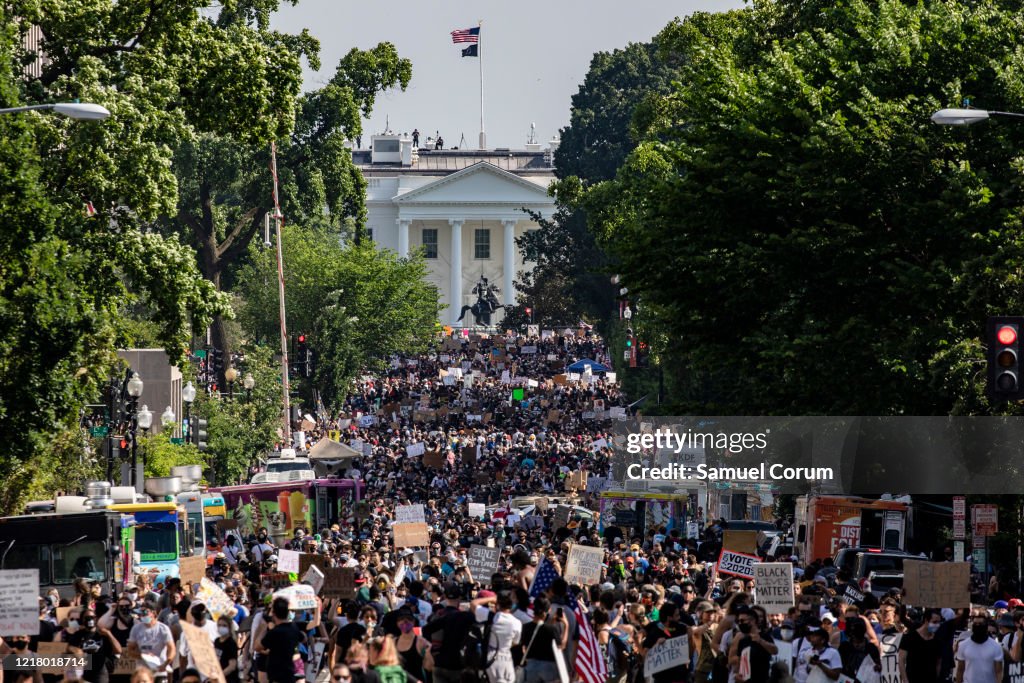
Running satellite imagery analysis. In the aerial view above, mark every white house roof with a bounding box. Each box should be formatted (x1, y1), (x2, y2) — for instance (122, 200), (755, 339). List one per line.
(392, 161), (554, 207)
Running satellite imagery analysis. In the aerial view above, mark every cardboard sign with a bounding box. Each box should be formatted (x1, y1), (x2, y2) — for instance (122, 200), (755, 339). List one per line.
(303, 564), (325, 594)
(717, 549), (759, 580)
(299, 553), (330, 578)
(114, 656), (144, 676)
(215, 518), (239, 530)
(552, 506), (571, 530)
(181, 621), (227, 683)
(903, 560), (970, 608)
(393, 522), (430, 548)
(566, 470), (587, 491)
(0, 569), (40, 635)
(723, 530), (759, 555)
(179, 555), (208, 588)
(277, 549), (301, 573)
(35, 641), (69, 674)
(265, 572), (293, 589)
(424, 450), (445, 469)
(468, 502), (486, 518)
(461, 445), (478, 465)
(322, 567), (356, 599)
(643, 636), (689, 676)
(753, 563), (794, 612)
(396, 504), (426, 524)
(274, 584), (318, 610)
(563, 545), (605, 586)
(466, 544), (501, 583)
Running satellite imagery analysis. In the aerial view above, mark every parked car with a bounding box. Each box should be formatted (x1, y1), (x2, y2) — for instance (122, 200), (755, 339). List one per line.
(834, 546), (913, 577)
(863, 570), (904, 599)
(852, 550), (916, 585)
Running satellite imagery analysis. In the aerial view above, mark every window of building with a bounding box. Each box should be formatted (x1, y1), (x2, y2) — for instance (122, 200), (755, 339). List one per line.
(422, 228), (438, 259)
(474, 228), (491, 259)
(367, 228), (374, 243)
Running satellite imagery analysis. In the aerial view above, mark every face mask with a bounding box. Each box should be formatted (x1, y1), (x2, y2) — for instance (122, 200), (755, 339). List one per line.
(67, 620), (80, 633)
(926, 623), (940, 634)
(85, 619), (96, 629)
(218, 626), (231, 637)
(399, 622), (414, 634)
(738, 622), (753, 635)
(780, 628), (794, 641)
(12, 641), (28, 650)
(972, 623), (989, 642)
(141, 616), (153, 625)
(119, 606), (131, 616)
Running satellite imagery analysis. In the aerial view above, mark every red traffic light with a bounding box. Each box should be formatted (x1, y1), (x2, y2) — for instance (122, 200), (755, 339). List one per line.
(298, 334), (306, 343)
(998, 326), (1017, 345)
(524, 307), (532, 315)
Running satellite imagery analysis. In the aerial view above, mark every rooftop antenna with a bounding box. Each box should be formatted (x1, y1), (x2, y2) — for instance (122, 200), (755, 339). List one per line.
(459, 132), (466, 149)
(528, 122), (537, 145)
(384, 114), (392, 135)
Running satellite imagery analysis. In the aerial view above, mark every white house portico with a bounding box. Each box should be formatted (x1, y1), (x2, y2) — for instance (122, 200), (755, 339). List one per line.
(357, 134), (557, 326)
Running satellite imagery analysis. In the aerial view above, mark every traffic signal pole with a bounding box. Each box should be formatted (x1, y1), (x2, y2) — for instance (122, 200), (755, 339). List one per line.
(270, 142), (292, 447)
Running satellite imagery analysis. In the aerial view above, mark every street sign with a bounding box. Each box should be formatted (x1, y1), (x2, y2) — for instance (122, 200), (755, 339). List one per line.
(953, 496), (966, 540)
(194, 349), (208, 359)
(170, 438), (184, 445)
(89, 426), (109, 437)
(972, 504), (998, 537)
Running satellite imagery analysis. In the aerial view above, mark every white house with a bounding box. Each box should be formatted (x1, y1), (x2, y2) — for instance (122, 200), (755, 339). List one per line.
(356, 133), (558, 326)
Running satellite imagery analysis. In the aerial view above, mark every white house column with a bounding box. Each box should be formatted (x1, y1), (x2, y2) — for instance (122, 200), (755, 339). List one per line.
(449, 218), (464, 325)
(397, 218), (410, 258)
(502, 219), (516, 307)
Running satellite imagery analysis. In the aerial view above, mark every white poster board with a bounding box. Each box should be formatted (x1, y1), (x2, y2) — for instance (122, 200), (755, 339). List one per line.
(643, 636), (689, 677)
(395, 504), (426, 524)
(0, 569), (39, 635)
(753, 562), (794, 613)
(563, 545), (604, 586)
(277, 549), (300, 573)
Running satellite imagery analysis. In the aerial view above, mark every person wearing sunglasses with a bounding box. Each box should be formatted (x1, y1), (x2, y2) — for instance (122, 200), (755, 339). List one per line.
(331, 665), (353, 683)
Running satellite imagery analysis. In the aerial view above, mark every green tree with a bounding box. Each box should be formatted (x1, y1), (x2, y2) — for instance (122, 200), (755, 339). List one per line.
(235, 226), (441, 407)
(584, 1), (1024, 415)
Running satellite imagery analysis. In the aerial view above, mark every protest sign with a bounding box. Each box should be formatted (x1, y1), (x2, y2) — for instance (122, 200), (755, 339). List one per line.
(0, 569), (40, 635)
(299, 553), (330, 581)
(461, 445), (478, 464)
(585, 476), (607, 493)
(466, 544), (501, 581)
(265, 572), (293, 589)
(1007, 661), (1024, 683)
(396, 504), (426, 524)
(424, 450), (445, 468)
(563, 545), (605, 586)
(723, 530), (759, 555)
(903, 560), (970, 608)
(34, 641), (68, 674)
(179, 555), (207, 588)
(215, 518), (238, 531)
(181, 621), (227, 683)
(406, 442), (426, 458)
(552, 506), (571, 530)
(566, 470), (587, 491)
(770, 641), (792, 677)
(393, 522), (430, 547)
(114, 656), (144, 676)
(274, 584), (318, 610)
(843, 584), (865, 605)
(196, 578), (236, 619)
(643, 636), (689, 677)
(878, 632), (902, 683)
(468, 502), (486, 518)
(277, 549), (301, 573)
(322, 568), (356, 599)
(553, 642), (570, 683)
(303, 564), (325, 594)
(753, 563), (794, 612)
(717, 549), (759, 580)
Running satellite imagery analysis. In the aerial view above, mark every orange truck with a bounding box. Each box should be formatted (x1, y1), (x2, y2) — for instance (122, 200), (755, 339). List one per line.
(793, 494), (911, 563)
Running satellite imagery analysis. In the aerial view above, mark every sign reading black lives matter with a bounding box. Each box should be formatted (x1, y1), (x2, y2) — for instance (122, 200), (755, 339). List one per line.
(753, 563), (794, 612)
(466, 544), (500, 582)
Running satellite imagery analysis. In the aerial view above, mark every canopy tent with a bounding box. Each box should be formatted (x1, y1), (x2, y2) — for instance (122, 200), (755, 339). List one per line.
(566, 359), (610, 373)
(307, 438), (361, 461)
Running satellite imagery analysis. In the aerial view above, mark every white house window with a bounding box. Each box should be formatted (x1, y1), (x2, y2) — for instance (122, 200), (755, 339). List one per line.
(422, 228), (438, 259)
(367, 228), (374, 242)
(474, 228), (490, 259)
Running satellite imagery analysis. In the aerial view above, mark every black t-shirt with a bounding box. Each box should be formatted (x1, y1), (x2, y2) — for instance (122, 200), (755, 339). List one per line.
(735, 632), (776, 683)
(262, 621), (306, 683)
(838, 638), (879, 678)
(215, 636), (240, 683)
(642, 622), (689, 683)
(422, 608), (477, 670)
(520, 622), (560, 662)
(66, 629), (114, 682)
(335, 622), (368, 661)
(898, 628), (941, 683)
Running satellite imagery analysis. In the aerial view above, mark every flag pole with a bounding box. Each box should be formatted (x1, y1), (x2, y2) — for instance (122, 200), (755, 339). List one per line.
(478, 20), (485, 150)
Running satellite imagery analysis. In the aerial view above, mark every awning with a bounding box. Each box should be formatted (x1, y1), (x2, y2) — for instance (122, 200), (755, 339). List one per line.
(307, 439), (361, 460)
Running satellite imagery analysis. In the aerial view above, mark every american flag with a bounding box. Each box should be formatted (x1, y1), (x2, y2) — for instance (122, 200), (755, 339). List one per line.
(451, 27), (480, 44)
(528, 557), (559, 598)
(574, 598), (607, 683)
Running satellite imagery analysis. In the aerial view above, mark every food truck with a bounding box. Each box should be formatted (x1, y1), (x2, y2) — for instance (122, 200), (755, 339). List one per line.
(793, 494), (911, 562)
(598, 488), (699, 541)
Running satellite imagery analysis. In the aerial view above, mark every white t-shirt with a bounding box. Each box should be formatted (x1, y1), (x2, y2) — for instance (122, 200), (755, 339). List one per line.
(956, 636), (1003, 683)
(128, 621), (175, 672)
(475, 607), (523, 652)
(794, 645), (842, 683)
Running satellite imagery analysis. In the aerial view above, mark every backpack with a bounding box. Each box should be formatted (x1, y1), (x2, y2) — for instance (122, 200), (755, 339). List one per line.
(463, 611), (496, 673)
(603, 628), (631, 679)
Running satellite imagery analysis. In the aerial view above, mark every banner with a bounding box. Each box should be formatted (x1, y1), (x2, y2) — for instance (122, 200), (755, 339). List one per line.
(563, 545), (605, 586)
(717, 549), (759, 580)
(903, 560), (970, 608)
(643, 636), (689, 677)
(396, 504), (426, 524)
(753, 563), (794, 612)
(466, 545), (501, 582)
(0, 569), (40, 635)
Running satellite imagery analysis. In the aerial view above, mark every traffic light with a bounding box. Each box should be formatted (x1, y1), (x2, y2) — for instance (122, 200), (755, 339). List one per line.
(303, 345), (314, 378)
(210, 347), (224, 377)
(625, 328), (634, 348)
(191, 417), (208, 451)
(987, 316), (1024, 400)
(638, 341), (650, 368)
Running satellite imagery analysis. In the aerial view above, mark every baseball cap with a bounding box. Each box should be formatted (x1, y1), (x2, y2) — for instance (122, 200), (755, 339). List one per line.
(444, 583), (462, 599)
(1009, 599), (1024, 608)
(667, 585), (681, 595)
(822, 613), (837, 624)
(995, 600), (1009, 609)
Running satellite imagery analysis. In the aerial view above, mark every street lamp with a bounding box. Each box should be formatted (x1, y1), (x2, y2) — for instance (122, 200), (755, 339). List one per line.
(136, 405), (153, 431)
(127, 372), (143, 398)
(0, 102), (111, 120)
(161, 406), (176, 428)
(931, 108), (1024, 126)
(243, 373), (255, 402)
(182, 381), (196, 444)
(224, 366), (239, 401)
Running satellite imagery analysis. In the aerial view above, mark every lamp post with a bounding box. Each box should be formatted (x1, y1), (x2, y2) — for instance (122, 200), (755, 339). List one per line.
(0, 102), (111, 120)
(224, 366), (239, 402)
(161, 406), (176, 429)
(125, 372), (143, 491)
(243, 373), (255, 403)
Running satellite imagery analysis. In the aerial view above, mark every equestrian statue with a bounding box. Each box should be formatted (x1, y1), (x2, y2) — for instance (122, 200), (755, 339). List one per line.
(457, 276), (504, 326)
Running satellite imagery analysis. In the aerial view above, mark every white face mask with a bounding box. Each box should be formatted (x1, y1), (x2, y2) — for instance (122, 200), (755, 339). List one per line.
(218, 626), (231, 637)
(780, 628), (794, 641)
(67, 620), (80, 633)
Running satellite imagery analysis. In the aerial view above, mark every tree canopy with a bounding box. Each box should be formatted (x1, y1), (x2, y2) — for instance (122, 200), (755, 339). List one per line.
(582, 0), (1024, 415)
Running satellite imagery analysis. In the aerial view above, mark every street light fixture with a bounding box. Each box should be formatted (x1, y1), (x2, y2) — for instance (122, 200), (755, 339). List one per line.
(931, 108), (1024, 126)
(224, 366), (238, 401)
(136, 405), (153, 431)
(127, 372), (143, 398)
(0, 102), (111, 120)
(182, 381), (196, 404)
(161, 406), (176, 428)
(242, 373), (255, 391)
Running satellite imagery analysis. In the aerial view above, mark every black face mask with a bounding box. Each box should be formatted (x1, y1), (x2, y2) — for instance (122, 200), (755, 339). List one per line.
(12, 641), (29, 650)
(738, 622), (753, 635)
(972, 623), (990, 642)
